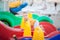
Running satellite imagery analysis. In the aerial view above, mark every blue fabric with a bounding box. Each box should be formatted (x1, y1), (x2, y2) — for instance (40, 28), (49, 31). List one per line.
(21, 37), (32, 40)
(10, 2), (28, 12)
(49, 34), (60, 40)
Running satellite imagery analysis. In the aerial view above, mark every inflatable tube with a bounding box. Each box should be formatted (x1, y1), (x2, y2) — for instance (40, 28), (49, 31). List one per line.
(20, 37), (32, 40)
(1, 20), (11, 26)
(10, 2), (28, 13)
(0, 12), (22, 27)
(32, 27), (44, 40)
(0, 21), (23, 40)
(49, 34), (60, 40)
(9, 9), (18, 15)
(40, 22), (57, 36)
(45, 31), (60, 38)
(37, 16), (53, 24)
(32, 14), (39, 20)
(14, 16), (22, 26)
(0, 12), (15, 27)
(9, 1), (21, 8)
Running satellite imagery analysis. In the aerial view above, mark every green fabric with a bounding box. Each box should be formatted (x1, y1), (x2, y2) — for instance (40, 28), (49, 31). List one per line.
(0, 12), (53, 27)
(37, 16), (53, 24)
(32, 14), (39, 20)
(0, 11), (22, 27)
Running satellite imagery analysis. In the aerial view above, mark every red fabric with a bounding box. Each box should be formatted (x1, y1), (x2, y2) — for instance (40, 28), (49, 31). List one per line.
(39, 22), (57, 36)
(14, 26), (20, 29)
(45, 31), (60, 38)
(0, 21), (34, 40)
(14, 22), (59, 38)
(0, 21), (59, 40)
(0, 21), (23, 40)
(14, 25), (34, 31)
(14, 25), (34, 36)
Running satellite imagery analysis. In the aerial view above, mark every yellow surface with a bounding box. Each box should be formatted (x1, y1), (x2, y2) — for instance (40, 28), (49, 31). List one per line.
(9, 0), (21, 8)
(20, 18), (25, 29)
(20, 17), (31, 37)
(23, 20), (31, 37)
(28, 12), (32, 19)
(32, 27), (44, 40)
